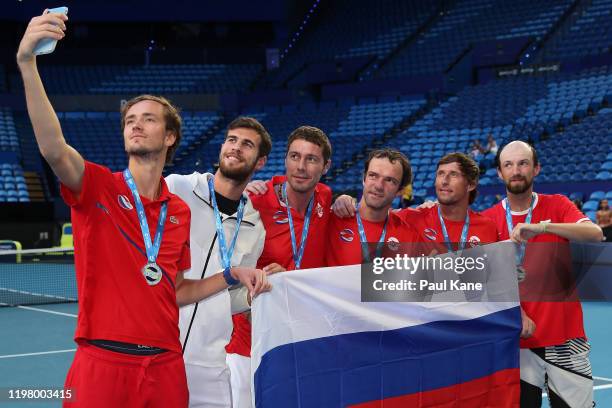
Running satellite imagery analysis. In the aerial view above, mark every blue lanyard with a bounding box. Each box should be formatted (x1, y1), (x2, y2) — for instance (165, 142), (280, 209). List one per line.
(208, 177), (246, 270)
(505, 193), (535, 266)
(437, 205), (470, 253)
(123, 169), (167, 264)
(283, 182), (313, 270)
(355, 205), (388, 263)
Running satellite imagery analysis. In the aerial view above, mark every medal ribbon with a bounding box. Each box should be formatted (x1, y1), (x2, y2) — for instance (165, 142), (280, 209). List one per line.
(505, 193), (535, 266)
(208, 177), (246, 270)
(355, 204), (388, 263)
(437, 205), (470, 253)
(283, 182), (313, 270)
(123, 169), (167, 264)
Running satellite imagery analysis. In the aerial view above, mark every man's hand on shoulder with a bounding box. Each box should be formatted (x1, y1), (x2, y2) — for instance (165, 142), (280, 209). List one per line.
(332, 195), (356, 218)
(246, 180), (268, 196)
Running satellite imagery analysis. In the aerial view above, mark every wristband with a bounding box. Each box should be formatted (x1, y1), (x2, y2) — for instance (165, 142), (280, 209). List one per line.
(540, 221), (549, 233)
(223, 267), (240, 286)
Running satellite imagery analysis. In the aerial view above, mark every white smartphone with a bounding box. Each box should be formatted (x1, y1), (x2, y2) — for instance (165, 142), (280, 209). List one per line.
(33, 6), (68, 56)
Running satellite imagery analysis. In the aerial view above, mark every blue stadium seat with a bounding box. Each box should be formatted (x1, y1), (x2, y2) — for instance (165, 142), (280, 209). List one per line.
(569, 192), (584, 202)
(596, 171), (611, 180)
(582, 201), (599, 211)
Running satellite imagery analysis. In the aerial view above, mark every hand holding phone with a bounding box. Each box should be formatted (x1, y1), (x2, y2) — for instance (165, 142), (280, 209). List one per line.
(33, 7), (69, 56)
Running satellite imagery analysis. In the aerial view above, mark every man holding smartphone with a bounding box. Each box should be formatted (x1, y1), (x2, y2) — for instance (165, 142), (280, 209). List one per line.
(16, 11), (269, 407)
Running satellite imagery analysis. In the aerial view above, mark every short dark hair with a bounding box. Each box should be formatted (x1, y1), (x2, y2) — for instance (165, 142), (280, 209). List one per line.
(226, 116), (272, 158)
(286, 126), (332, 164)
(121, 95), (182, 164)
(437, 152), (480, 204)
(495, 141), (539, 170)
(363, 148), (412, 190)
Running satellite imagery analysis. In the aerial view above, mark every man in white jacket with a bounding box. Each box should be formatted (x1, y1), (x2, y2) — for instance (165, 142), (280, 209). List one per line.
(165, 117), (272, 408)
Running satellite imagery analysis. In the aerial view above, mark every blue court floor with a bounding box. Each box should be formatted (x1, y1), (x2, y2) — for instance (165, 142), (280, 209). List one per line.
(0, 302), (610, 407)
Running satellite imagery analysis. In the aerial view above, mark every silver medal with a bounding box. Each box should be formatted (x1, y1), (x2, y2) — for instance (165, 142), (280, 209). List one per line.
(142, 262), (163, 286)
(517, 265), (526, 283)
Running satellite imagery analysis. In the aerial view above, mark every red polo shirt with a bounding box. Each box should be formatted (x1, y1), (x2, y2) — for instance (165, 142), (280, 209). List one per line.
(226, 175), (332, 357)
(482, 193), (589, 348)
(61, 161), (190, 353)
(326, 211), (420, 267)
(399, 206), (499, 251)
(251, 175), (332, 270)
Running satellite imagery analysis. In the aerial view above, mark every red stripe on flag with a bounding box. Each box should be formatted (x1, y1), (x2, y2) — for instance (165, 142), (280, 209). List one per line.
(349, 368), (519, 408)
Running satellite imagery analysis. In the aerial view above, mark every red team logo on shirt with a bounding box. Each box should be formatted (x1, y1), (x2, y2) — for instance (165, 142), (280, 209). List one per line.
(387, 236), (400, 251)
(339, 229), (354, 242)
(118, 195), (133, 210)
(272, 210), (289, 224)
(315, 203), (324, 218)
(468, 235), (481, 247)
(424, 228), (437, 241)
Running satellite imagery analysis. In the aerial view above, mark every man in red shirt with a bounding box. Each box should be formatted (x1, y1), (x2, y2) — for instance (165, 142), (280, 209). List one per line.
(326, 148), (419, 267)
(398, 152), (499, 249)
(17, 13), (268, 408)
(226, 126), (333, 407)
(482, 141), (603, 408)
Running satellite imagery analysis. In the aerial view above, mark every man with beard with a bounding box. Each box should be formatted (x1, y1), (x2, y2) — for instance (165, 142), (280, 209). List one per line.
(482, 141), (603, 408)
(17, 11), (269, 407)
(225, 125), (333, 408)
(326, 148), (419, 266)
(165, 117), (273, 407)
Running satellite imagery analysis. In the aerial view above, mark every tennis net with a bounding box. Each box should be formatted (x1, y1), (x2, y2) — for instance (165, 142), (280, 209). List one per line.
(0, 247), (76, 307)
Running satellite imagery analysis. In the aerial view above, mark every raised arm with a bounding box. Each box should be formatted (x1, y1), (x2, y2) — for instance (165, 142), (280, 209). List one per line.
(16, 11), (84, 192)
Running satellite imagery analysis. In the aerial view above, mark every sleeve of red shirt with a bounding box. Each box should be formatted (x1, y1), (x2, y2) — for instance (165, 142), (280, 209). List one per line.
(60, 161), (112, 208)
(319, 183), (333, 208)
(555, 194), (590, 223)
(491, 221), (501, 243)
(178, 242), (191, 272)
(249, 180), (274, 269)
(480, 206), (495, 221)
(396, 207), (421, 226)
(481, 206), (504, 241)
(397, 219), (420, 243)
(481, 215), (501, 243)
(247, 190), (264, 209)
(398, 221), (425, 257)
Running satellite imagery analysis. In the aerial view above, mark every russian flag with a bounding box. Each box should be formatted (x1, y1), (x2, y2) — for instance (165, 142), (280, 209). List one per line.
(251, 243), (521, 407)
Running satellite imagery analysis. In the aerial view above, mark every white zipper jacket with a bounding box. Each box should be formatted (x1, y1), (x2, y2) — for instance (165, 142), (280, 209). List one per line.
(165, 172), (265, 368)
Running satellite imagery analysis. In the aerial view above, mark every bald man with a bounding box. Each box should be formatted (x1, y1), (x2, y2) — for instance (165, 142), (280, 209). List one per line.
(482, 141), (603, 408)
